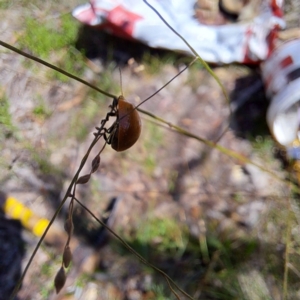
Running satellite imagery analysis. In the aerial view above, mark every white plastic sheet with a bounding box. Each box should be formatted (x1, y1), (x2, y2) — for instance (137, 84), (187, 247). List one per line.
(72, 0), (286, 64)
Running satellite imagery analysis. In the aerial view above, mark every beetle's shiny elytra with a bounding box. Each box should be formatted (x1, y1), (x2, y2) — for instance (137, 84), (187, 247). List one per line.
(111, 96), (142, 152)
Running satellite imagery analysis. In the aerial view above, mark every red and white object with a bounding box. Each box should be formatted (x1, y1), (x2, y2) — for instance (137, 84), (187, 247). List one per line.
(72, 0), (285, 64)
(261, 39), (300, 146)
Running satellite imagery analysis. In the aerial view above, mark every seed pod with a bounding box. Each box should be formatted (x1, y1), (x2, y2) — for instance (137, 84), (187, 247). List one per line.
(76, 174), (91, 184)
(63, 245), (72, 268)
(64, 218), (74, 236)
(91, 155), (100, 173)
(54, 266), (66, 294)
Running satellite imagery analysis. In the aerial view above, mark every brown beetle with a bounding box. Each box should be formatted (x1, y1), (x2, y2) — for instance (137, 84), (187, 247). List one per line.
(111, 96), (142, 151)
(97, 96), (142, 152)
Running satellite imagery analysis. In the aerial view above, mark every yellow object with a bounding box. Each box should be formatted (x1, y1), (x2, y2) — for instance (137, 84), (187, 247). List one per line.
(292, 160), (300, 184)
(32, 219), (50, 237)
(289, 138), (300, 184)
(4, 196), (50, 237)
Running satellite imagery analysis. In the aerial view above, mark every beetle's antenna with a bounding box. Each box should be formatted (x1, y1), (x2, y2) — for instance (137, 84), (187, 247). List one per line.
(119, 67), (123, 96)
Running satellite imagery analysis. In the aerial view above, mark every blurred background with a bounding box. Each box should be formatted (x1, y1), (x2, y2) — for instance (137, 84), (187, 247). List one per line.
(0, 0), (300, 299)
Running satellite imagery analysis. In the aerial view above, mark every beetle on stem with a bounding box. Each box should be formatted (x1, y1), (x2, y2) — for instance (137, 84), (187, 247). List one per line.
(95, 96), (142, 152)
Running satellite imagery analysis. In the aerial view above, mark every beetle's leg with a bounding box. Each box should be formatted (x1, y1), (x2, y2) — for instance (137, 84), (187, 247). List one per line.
(96, 122), (117, 145)
(99, 111), (117, 127)
(97, 98), (118, 127)
(94, 119), (117, 140)
(94, 97), (119, 138)
(94, 111), (116, 136)
(102, 131), (110, 144)
(94, 126), (108, 139)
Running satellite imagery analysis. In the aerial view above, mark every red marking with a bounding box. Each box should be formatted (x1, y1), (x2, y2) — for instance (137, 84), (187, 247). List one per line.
(243, 28), (260, 64)
(266, 27), (279, 56)
(270, 0), (283, 18)
(106, 5), (143, 38)
(280, 56), (293, 68)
